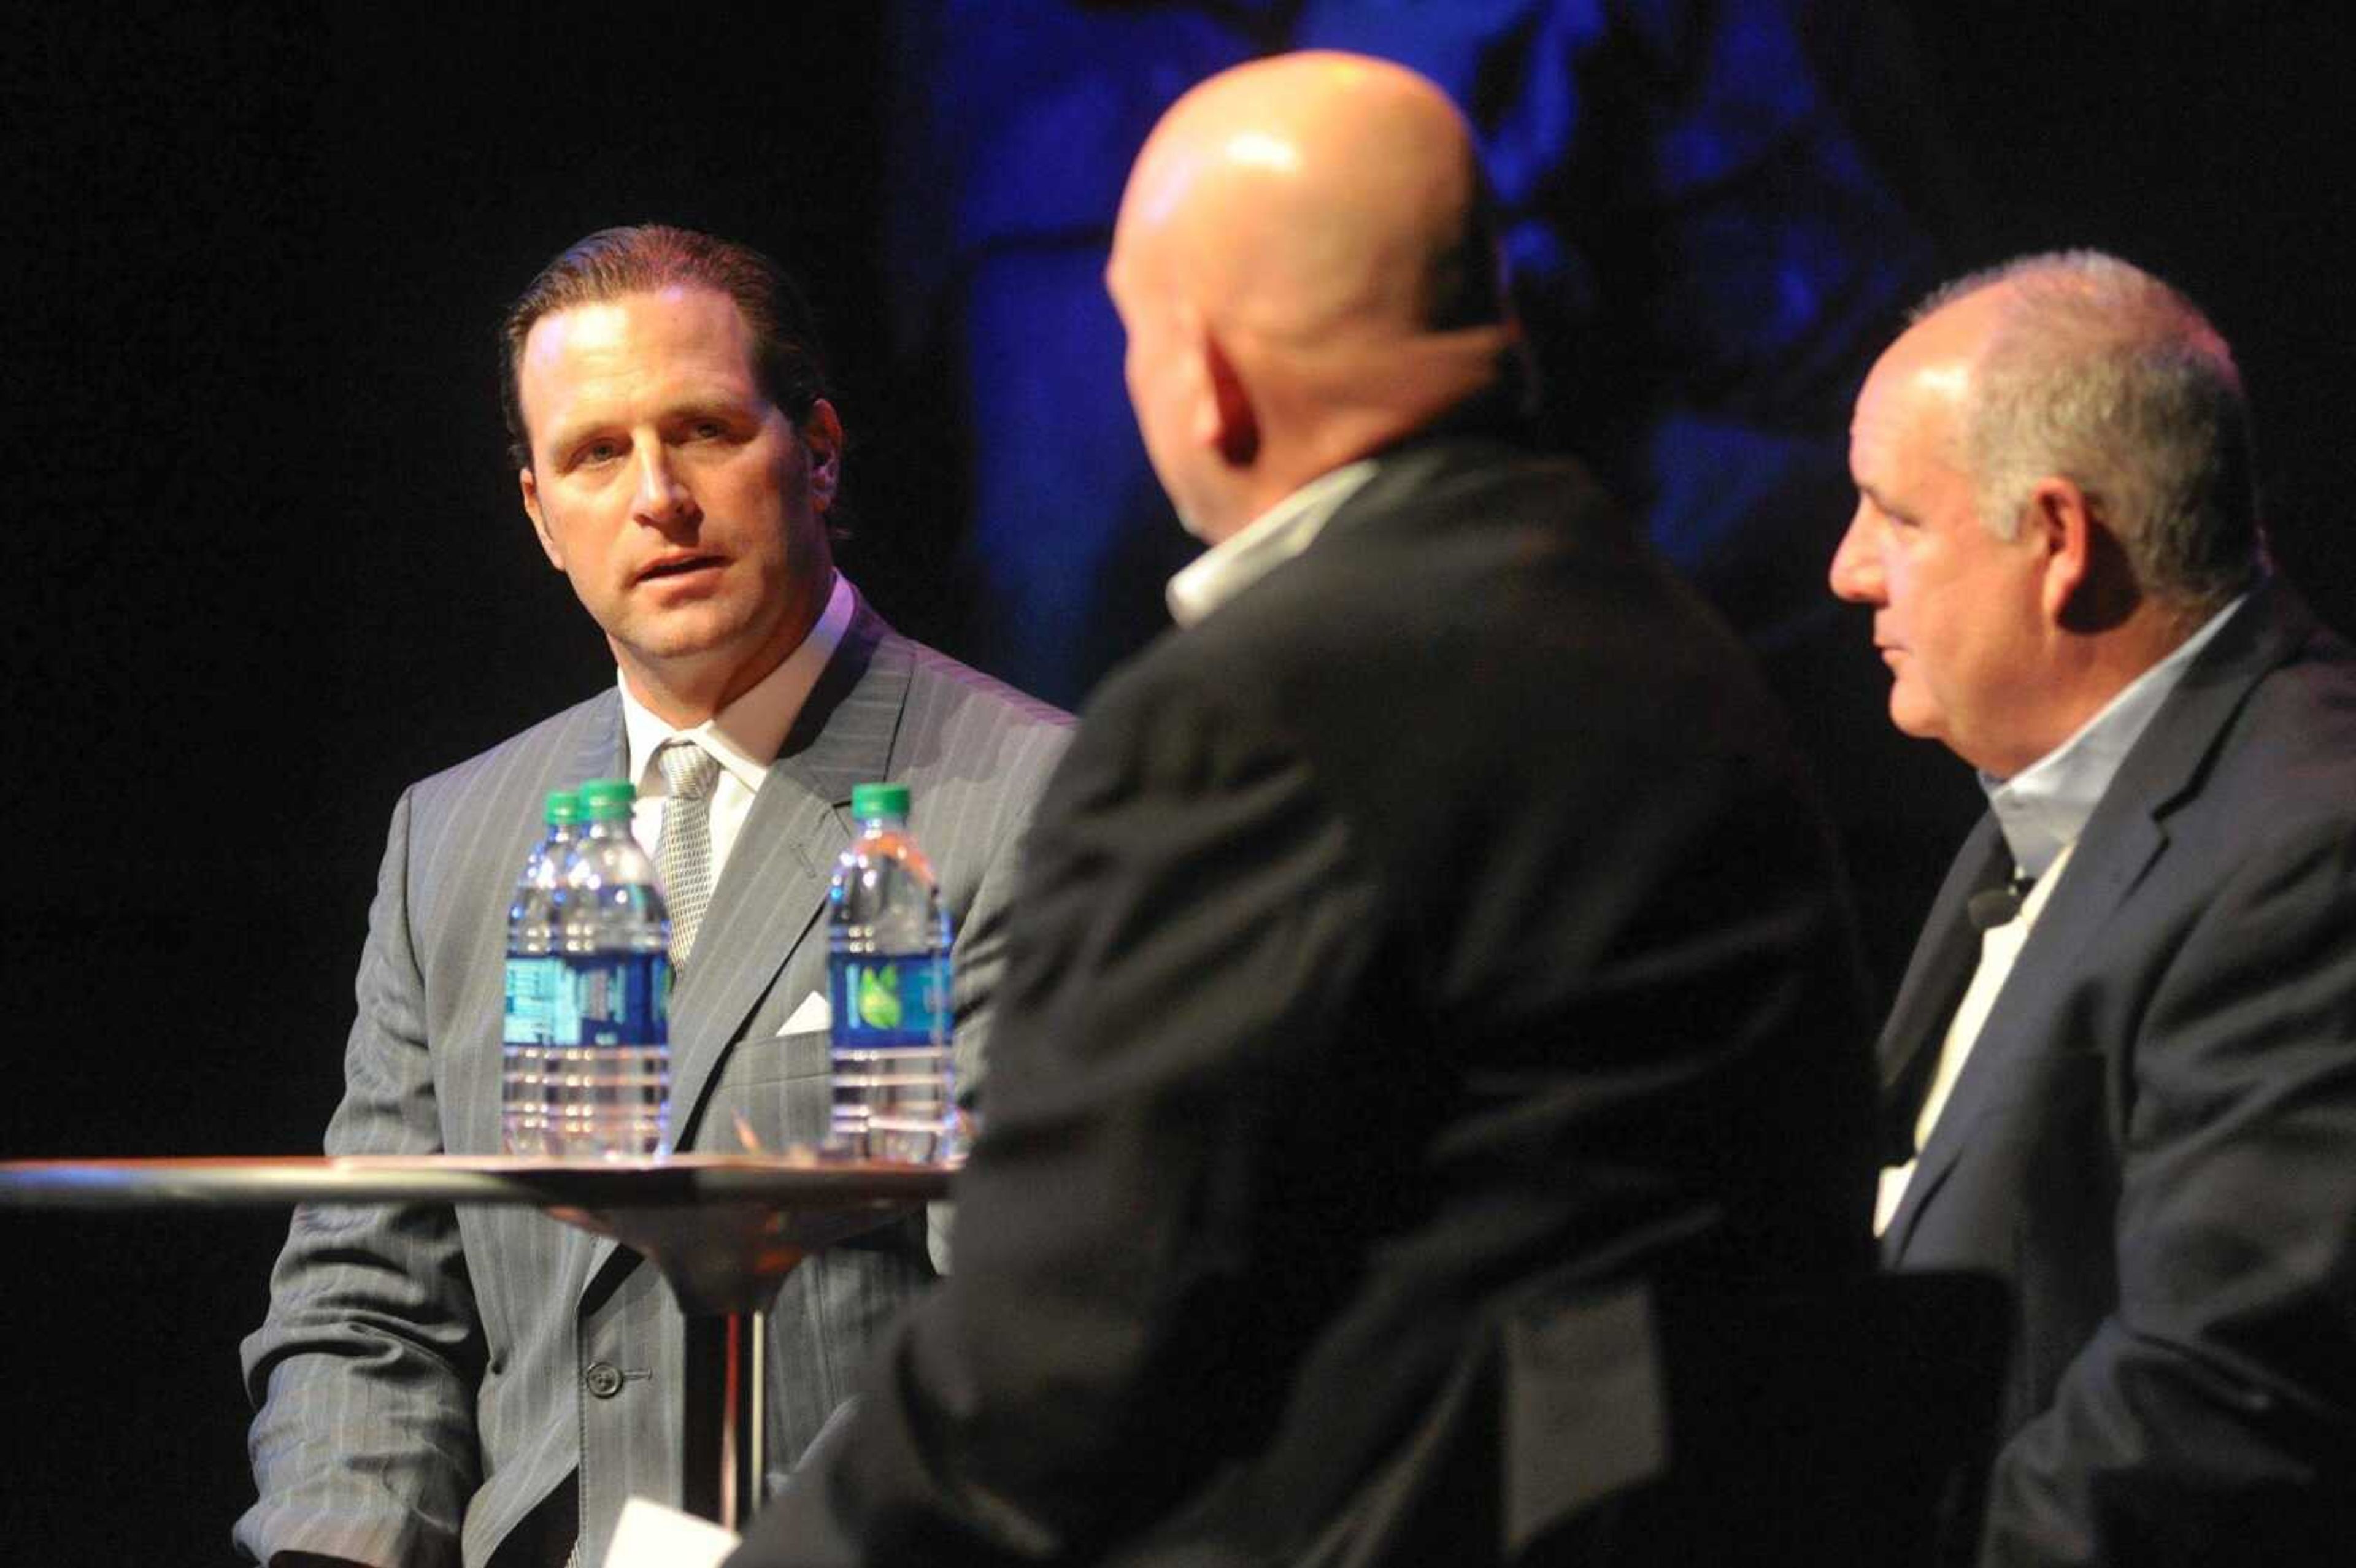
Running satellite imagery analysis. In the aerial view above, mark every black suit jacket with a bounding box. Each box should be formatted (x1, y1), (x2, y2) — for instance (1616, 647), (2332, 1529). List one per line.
(1877, 581), (2356, 1565)
(733, 435), (1876, 1567)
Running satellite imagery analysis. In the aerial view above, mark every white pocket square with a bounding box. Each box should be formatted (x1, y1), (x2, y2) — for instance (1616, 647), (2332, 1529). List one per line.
(602, 1496), (737, 1568)
(776, 990), (831, 1034)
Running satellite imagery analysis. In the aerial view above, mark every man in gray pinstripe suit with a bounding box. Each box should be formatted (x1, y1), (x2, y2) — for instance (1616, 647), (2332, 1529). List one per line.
(236, 225), (1071, 1568)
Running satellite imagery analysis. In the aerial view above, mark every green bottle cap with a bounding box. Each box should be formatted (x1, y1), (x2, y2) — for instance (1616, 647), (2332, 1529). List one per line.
(545, 789), (581, 826)
(850, 782), (911, 820)
(577, 778), (637, 820)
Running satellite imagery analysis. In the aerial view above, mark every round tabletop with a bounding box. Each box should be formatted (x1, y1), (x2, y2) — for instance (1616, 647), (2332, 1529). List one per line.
(0, 1151), (957, 1210)
(0, 1151), (961, 1316)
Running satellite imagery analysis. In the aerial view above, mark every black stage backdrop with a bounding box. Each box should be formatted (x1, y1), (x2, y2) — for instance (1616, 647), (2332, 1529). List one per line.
(2, 6), (2351, 1561)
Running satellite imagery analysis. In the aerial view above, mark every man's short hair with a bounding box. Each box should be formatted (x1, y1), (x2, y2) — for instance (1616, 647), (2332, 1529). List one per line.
(499, 223), (833, 470)
(1920, 250), (2260, 608)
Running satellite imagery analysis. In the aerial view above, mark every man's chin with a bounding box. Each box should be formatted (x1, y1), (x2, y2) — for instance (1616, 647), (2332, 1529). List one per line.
(1888, 691), (1944, 745)
(608, 620), (756, 679)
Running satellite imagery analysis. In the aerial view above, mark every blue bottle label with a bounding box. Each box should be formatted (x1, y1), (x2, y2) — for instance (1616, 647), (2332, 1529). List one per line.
(563, 951), (670, 1045)
(829, 955), (947, 1045)
(503, 956), (564, 1045)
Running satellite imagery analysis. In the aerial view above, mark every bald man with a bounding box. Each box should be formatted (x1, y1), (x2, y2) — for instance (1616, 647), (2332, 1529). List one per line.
(730, 54), (1875, 1567)
(1835, 253), (2356, 1564)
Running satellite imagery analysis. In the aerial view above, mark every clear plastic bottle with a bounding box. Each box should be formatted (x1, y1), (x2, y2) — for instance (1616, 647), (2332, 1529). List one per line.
(501, 788), (579, 1155)
(827, 782), (963, 1162)
(551, 777), (671, 1159)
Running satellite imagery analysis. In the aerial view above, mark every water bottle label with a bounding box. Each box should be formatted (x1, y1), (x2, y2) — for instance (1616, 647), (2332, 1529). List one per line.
(830, 955), (947, 1044)
(503, 956), (564, 1045)
(564, 951), (671, 1045)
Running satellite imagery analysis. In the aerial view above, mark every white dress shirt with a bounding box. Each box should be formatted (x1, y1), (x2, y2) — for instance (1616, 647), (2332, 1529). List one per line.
(1165, 459), (1379, 628)
(1874, 843), (2076, 1235)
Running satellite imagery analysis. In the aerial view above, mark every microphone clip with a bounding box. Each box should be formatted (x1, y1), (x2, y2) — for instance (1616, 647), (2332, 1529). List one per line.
(1965, 870), (2038, 932)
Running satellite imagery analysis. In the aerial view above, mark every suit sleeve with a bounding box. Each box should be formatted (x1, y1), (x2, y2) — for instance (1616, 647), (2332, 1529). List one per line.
(1986, 816), (2356, 1565)
(236, 788), (485, 1568)
(938, 752), (1047, 1120)
(734, 664), (1384, 1567)
(915, 694), (1074, 1274)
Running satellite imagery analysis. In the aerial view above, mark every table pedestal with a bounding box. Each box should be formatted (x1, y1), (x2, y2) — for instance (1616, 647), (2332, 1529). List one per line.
(683, 1308), (765, 1527)
(552, 1185), (910, 1529)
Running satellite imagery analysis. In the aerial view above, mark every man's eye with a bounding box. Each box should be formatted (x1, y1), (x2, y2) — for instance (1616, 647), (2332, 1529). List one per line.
(577, 440), (623, 466)
(1862, 496), (1914, 531)
(690, 419), (728, 440)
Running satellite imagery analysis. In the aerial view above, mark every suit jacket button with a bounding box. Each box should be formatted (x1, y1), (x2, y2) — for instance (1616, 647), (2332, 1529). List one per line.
(585, 1361), (625, 1399)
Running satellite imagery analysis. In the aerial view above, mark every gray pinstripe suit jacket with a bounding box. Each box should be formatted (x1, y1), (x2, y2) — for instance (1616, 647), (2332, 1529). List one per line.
(237, 596), (1071, 1568)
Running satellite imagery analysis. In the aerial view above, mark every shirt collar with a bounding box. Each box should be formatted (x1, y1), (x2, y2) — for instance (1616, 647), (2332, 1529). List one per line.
(618, 569), (855, 797)
(1165, 459), (1380, 628)
(1981, 593), (2247, 877)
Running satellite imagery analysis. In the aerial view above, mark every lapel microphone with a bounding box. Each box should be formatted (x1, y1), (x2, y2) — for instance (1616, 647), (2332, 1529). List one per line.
(1965, 870), (2038, 932)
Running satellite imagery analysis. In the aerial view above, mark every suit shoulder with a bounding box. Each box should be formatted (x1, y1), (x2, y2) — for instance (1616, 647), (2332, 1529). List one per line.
(403, 690), (615, 823)
(890, 633), (1074, 783)
(880, 635), (1075, 840)
(1206, 450), (1677, 655)
(1168, 450), (1787, 758)
(2260, 618), (2356, 731)
(896, 635), (1074, 737)
(2212, 626), (2356, 794)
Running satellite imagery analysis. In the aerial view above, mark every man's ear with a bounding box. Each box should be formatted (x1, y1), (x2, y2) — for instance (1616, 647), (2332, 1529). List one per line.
(520, 467), (565, 571)
(1192, 326), (1260, 467)
(2027, 476), (2094, 623)
(800, 398), (845, 512)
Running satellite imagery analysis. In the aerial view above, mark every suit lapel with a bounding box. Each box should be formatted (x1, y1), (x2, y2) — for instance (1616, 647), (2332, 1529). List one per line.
(1874, 821), (2006, 1159)
(1881, 585), (2305, 1259)
(1880, 812), (2165, 1259)
(580, 603), (910, 1285)
(565, 693), (629, 801)
(669, 606), (909, 1141)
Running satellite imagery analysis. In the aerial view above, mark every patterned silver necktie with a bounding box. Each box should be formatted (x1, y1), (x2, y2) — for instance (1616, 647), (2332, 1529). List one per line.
(655, 739), (723, 970)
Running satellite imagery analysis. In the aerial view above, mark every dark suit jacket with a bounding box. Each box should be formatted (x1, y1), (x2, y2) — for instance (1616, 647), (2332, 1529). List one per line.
(1877, 582), (2356, 1565)
(238, 599), (1071, 1568)
(730, 436), (1877, 1567)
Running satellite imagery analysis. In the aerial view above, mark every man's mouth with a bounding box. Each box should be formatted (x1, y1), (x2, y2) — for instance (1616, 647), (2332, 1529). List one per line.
(637, 553), (725, 584)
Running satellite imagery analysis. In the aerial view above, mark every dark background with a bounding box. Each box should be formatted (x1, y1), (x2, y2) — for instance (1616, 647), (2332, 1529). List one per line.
(3, 5), (2350, 1561)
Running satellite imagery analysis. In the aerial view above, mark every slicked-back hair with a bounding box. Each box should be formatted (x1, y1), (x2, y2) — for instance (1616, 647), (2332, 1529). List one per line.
(499, 223), (833, 471)
(1920, 250), (2260, 610)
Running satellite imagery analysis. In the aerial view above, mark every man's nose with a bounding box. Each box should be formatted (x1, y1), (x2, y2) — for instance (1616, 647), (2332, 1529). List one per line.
(631, 445), (699, 527)
(1828, 509), (1884, 604)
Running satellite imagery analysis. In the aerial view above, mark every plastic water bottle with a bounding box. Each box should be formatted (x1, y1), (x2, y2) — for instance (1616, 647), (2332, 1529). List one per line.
(551, 777), (671, 1159)
(828, 782), (963, 1162)
(501, 788), (579, 1155)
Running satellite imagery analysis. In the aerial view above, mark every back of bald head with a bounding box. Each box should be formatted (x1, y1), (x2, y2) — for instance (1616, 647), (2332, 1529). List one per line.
(1114, 52), (1517, 452)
